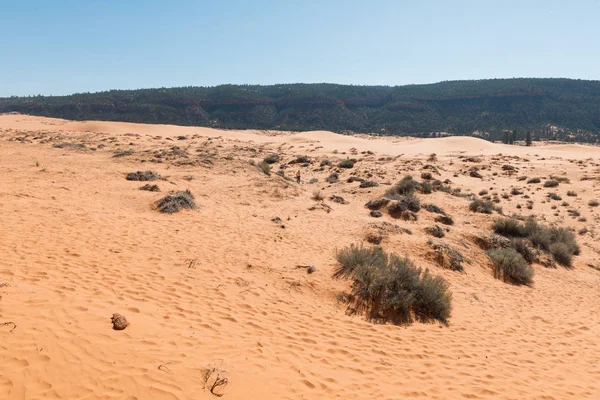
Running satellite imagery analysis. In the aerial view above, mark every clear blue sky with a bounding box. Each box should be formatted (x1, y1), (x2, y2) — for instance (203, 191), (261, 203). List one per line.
(1, 0), (599, 96)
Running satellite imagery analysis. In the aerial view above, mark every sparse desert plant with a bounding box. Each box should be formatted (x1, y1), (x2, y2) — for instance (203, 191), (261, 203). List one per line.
(365, 198), (390, 210)
(263, 154), (280, 164)
(309, 178), (318, 184)
(435, 215), (454, 225)
(421, 172), (433, 180)
(511, 188), (523, 195)
(548, 192), (561, 201)
(326, 173), (339, 183)
(385, 176), (419, 199)
(387, 196), (420, 217)
(589, 200), (599, 207)
(425, 225), (445, 238)
(359, 180), (379, 188)
(312, 190), (324, 201)
(550, 175), (570, 183)
(527, 177), (541, 184)
(493, 218), (527, 237)
(567, 190), (577, 197)
(155, 190), (196, 213)
(257, 161), (271, 175)
(488, 248), (534, 285)
(139, 184), (160, 192)
(202, 366), (229, 397)
(292, 155), (310, 164)
(544, 180), (559, 188)
(549, 242), (573, 267)
(338, 158), (356, 168)
(334, 244), (387, 279)
(126, 170), (159, 181)
(420, 181), (433, 194)
(113, 149), (135, 157)
(479, 189), (489, 196)
(429, 240), (464, 271)
(510, 238), (536, 263)
(320, 159), (332, 167)
(424, 204), (445, 215)
(335, 246), (451, 324)
(469, 199), (501, 214)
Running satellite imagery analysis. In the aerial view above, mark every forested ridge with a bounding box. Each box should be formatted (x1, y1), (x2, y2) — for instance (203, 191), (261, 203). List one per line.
(2, 78), (600, 142)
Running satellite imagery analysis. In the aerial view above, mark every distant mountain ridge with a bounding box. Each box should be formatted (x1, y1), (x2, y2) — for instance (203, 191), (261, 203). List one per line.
(2, 78), (600, 142)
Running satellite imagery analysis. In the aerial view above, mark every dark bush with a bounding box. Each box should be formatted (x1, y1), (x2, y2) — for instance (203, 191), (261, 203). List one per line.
(424, 204), (446, 215)
(425, 225), (445, 238)
(567, 191), (577, 197)
(139, 184), (160, 192)
(488, 248), (534, 285)
(113, 149), (135, 157)
(359, 181), (379, 188)
(320, 159), (332, 167)
(469, 199), (500, 214)
(335, 246), (452, 324)
(155, 190), (196, 213)
(549, 243), (573, 267)
(548, 192), (561, 201)
(527, 177), (541, 184)
(257, 161), (271, 175)
(421, 172), (433, 180)
(589, 200), (599, 207)
(435, 215), (454, 225)
(510, 238), (536, 263)
(326, 173), (339, 184)
(388, 196), (420, 218)
(420, 181), (433, 194)
(263, 154), (279, 164)
(126, 170), (159, 181)
(292, 155), (310, 164)
(493, 218), (527, 237)
(544, 180), (559, 188)
(347, 176), (365, 183)
(365, 198), (390, 210)
(338, 159), (356, 169)
(385, 176), (419, 199)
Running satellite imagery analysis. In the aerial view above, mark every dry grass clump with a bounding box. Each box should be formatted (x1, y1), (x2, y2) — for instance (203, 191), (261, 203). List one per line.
(155, 190), (196, 213)
(365, 198), (390, 210)
(435, 215), (454, 225)
(589, 200), (599, 207)
(359, 180), (379, 188)
(263, 154), (279, 164)
(567, 190), (577, 197)
(527, 177), (541, 184)
(126, 170), (159, 181)
(139, 184), (160, 192)
(469, 198), (502, 214)
(425, 225), (445, 238)
(338, 158), (356, 169)
(335, 245), (452, 325)
(312, 190), (324, 201)
(543, 180), (559, 188)
(423, 204), (445, 215)
(326, 173), (339, 183)
(492, 218), (579, 267)
(488, 248), (534, 285)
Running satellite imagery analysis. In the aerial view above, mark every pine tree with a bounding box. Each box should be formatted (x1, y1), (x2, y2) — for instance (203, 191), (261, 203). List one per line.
(526, 131), (532, 146)
(503, 131), (509, 144)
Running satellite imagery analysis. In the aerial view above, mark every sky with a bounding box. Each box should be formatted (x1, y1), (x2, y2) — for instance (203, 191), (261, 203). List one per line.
(1, 0), (599, 96)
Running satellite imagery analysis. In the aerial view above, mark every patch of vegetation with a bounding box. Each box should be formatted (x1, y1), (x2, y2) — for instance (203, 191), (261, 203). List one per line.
(263, 154), (280, 164)
(428, 240), (464, 271)
(469, 198), (502, 214)
(488, 248), (534, 285)
(424, 204), (446, 215)
(335, 245), (452, 324)
(113, 149), (135, 157)
(548, 192), (561, 201)
(388, 196), (421, 218)
(421, 172), (433, 180)
(359, 180), (379, 188)
(326, 173), (339, 183)
(543, 180), (559, 188)
(527, 177), (541, 184)
(385, 176), (419, 199)
(435, 215), (454, 225)
(566, 190), (577, 197)
(425, 225), (445, 238)
(312, 190), (324, 201)
(155, 190), (196, 213)
(320, 159), (331, 167)
(139, 184), (160, 192)
(126, 170), (159, 181)
(257, 161), (271, 175)
(589, 200), (599, 207)
(338, 158), (356, 169)
(365, 198), (390, 210)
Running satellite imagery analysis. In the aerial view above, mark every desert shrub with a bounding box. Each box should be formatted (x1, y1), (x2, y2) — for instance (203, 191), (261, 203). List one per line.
(365, 198), (390, 210)
(388, 196), (420, 217)
(424, 204), (445, 214)
(517, 176), (527, 181)
(549, 243), (573, 267)
(336, 246), (451, 324)
(493, 218), (527, 237)
(155, 190), (196, 214)
(139, 184), (160, 192)
(479, 189), (489, 196)
(421, 172), (433, 180)
(293, 155), (310, 164)
(257, 161), (271, 175)
(435, 215), (454, 225)
(510, 238), (536, 263)
(338, 159), (356, 168)
(126, 170), (159, 181)
(429, 241), (464, 271)
(326, 173), (339, 183)
(550, 175), (570, 183)
(329, 195), (346, 204)
(425, 225), (445, 238)
(420, 181), (433, 194)
(113, 149), (135, 157)
(263, 154), (279, 164)
(320, 159), (331, 167)
(589, 200), (599, 207)
(488, 248), (533, 285)
(347, 176), (365, 183)
(511, 188), (523, 195)
(469, 199), (500, 214)
(309, 178), (319, 184)
(385, 176), (419, 199)
(334, 244), (387, 279)
(527, 177), (541, 184)
(567, 191), (577, 197)
(544, 180), (559, 188)
(548, 192), (561, 201)
(312, 190), (324, 201)
(359, 181), (379, 188)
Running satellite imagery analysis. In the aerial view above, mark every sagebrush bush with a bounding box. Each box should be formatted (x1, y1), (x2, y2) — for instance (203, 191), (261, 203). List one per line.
(359, 181), (379, 188)
(365, 198), (390, 210)
(544, 180), (559, 188)
(312, 190), (324, 201)
(549, 242), (573, 267)
(320, 159), (331, 167)
(527, 177), (541, 184)
(326, 173), (339, 183)
(263, 154), (279, 164)
(335, 246), (451, 324)
(126, 170), (159, 181)
(338, 158), (356, 169)
(589, 200), (599, 207)
(388, 197), (420, 218)
(488, 248), (534, 285)
(425, 225), (445, 238)
(421, 172), (433, 180)
(139, 184), (160, 192)
(385, 176), (419, 199)
(469, 199), (500, 214)
(156, 190), (196, 213)
(510, 238), (536, 263)
(493, 218), (527, 237)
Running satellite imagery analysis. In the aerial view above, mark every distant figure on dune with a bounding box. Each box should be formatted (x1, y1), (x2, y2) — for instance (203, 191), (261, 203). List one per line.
(296, 170), (301, 184)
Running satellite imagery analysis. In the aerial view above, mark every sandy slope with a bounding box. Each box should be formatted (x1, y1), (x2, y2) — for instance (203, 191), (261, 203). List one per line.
(1, 115), (600, 399)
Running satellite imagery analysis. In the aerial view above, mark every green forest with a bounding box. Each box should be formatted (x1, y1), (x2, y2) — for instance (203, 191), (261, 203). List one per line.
(2, 78), (600, 142)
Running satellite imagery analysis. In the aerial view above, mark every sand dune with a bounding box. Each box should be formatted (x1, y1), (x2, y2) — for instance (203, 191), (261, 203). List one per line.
(1, 115), (600, 399)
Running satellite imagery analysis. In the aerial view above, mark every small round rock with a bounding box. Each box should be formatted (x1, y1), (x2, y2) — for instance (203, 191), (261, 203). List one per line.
(111, 313), (129, 330)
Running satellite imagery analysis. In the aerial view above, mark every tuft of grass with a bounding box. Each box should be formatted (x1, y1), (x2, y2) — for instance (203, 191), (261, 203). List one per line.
(320, 159), (332, 167)
(338, 159), (356, 169)
(126, 171), (159, 181)
(335, 246), (451, 324)
(312, 190), (324, 201)
(567, 190), (577, 197)
(139, 184), (160, 192)
(155, 190), (196, 213)
(549, 242), (573, 267)
(488, 248), (534, 285)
